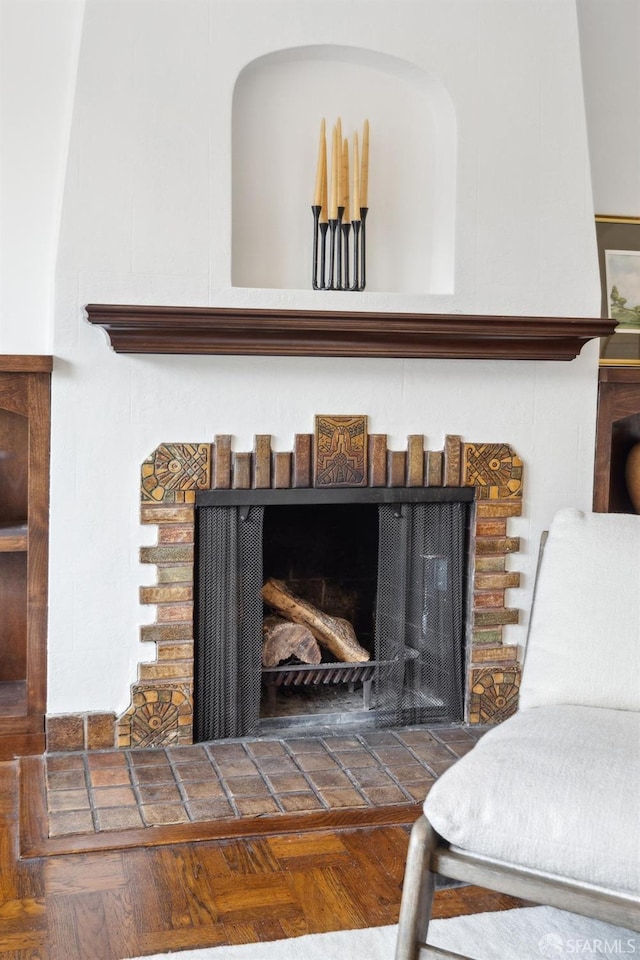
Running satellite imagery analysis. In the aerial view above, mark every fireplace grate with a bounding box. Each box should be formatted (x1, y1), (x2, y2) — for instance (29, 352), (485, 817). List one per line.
(262, 648), (420, 713)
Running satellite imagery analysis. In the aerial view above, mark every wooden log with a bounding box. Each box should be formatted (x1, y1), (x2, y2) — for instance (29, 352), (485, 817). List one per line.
(261, 578), (370, 663)
(262, 620), (321, 667)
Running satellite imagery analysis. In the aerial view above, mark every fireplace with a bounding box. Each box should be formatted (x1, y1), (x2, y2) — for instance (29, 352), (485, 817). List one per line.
(81, 415), (524, 751)
(194, 488), (473, 740)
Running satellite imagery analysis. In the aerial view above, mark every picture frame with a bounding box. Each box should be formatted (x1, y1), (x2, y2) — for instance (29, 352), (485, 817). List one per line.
(596, 216), (640, 365)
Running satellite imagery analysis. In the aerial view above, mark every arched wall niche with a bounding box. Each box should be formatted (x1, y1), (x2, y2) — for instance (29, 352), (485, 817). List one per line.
(231, 44), (456, 295)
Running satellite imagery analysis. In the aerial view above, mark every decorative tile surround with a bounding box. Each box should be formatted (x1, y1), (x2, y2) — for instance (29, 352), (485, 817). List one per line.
(45, 417), (523, 753)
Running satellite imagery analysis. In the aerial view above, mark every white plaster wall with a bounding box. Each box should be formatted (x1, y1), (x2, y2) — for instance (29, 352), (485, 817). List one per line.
(0, 0), (84, 353)
(49, 0), (601, 715)
(578, 0), (640, 216)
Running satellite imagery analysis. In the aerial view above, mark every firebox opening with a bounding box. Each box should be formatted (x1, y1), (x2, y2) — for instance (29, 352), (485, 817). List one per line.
(260, 502), (379, 723)
(262, 502), (379, 652)
(194, 488), (474, 742)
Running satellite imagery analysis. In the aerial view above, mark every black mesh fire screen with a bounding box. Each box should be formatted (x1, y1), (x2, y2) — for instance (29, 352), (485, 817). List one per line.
(194, 491), (471, 741)
(375, 500), (469, 727)
(194, 505), (264, 742)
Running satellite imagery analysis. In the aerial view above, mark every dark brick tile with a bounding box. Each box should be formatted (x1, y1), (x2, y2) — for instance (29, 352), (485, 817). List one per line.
(316, 787), (368, 808)
(167, 745), (210, 762)
(172, 760), (217, 781)
(322, 737), (363, 751)
(46, 716), (85, 753)
(86, 751), (127, 769)
(405, 743), (455, 763)
(306, 768), (353, 789)
(251, 756), (298, 775)
(128, 749), (171, 766)
(295, 753), (338, 772)
(140, 803), (190, 826)
(187, 799), (235, 821)
(45, 754), (85, 773)
(95, 807), (145, 831)
(48, 809), (94, 836)
(265, 772), (310, 793)
(360, 731), (401, 746)
(234, 796), (280, 816)
(432, 726), (475, 743)
(206, 743), (249, 761)
(89, 767), (133, 788)
(363, 784), (413, 805)
(136, 783), (183, 804)
(245, 740), (288, 758)
(349, 767), (395, 788)
(369, 745), (416, 765)
(283, 738), (327, 754)
(395, 730), (438, 746)
(91, 786), (138, 808)
(86, 714), (116, 751)
(278, 793), (325, 812)
(224, 776), (271, 798)
(213, 758), (258, 778)
(386, 761), (430, 781)
(46, 769), (87, 792)
(47, 789), (91, 812)
(327, 749), (375, 768)
(180, 780), (227, 801)
(131, 765), (176, 785)
(424, 759), (457, 777)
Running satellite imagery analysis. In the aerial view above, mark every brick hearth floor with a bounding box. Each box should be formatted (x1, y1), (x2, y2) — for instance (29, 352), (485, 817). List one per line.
(45, 724), (486, 838)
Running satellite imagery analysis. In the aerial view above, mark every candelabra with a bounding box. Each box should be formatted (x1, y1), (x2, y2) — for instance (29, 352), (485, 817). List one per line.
(311, 116), (369, 292)
(312, 205), (368, 291)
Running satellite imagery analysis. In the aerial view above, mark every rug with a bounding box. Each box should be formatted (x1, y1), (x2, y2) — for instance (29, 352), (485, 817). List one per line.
(127, 906), (639, 959)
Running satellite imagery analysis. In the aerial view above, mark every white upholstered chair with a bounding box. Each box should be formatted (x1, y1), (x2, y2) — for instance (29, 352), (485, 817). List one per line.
(395, 508), (640, 960)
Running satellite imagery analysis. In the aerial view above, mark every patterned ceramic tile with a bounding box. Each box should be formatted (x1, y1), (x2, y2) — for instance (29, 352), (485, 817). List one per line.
(141, 443), (211, 502)
(469, 666), (522, 724)
(314, 415), (368, 487)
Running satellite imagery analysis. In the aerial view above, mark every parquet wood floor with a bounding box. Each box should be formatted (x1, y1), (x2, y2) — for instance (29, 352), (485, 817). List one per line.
(1, 759), (523, 960)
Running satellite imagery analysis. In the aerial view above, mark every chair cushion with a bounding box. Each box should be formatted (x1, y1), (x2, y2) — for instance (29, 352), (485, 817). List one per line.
(424, 704), (640, 895)
(519, 508), (640, 712)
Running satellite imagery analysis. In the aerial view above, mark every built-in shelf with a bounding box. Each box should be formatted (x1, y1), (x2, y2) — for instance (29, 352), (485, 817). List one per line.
(0, 523), (28, 553)
(0, 356), (50, 758)
(0, 355), (53, 373)
(85, 305), (615, 361)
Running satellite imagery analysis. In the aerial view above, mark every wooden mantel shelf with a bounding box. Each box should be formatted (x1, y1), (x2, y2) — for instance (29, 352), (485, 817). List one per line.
(85, 304), (615, 361)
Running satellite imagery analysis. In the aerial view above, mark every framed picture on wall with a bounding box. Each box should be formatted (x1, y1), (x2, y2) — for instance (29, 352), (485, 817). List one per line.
(597, 216), (640, 365)
(605, 249), (640, 328)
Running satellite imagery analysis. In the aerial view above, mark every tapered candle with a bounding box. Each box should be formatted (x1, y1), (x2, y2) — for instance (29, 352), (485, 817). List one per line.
(336, 117), (343, 211)
(313, 118), (326, 207)
(360, 119), (369, 208)
(319, 144), (328, 223)
(341, 137), (350, 222)
(330, 124), (339, 219)
(352, 130), (360, 220)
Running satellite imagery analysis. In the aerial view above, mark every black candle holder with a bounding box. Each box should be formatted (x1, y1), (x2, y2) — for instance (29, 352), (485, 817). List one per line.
(312, 206), (368, 291)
